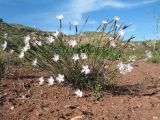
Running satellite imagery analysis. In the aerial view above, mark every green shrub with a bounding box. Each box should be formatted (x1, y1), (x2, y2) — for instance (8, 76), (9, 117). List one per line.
(146, 40), (160, 63)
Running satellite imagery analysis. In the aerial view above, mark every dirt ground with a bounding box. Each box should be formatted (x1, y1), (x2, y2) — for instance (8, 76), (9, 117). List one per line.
(0, 62), (160, 120)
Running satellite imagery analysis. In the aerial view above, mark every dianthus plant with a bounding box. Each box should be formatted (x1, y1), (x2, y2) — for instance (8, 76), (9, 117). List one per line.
(5, 15), (134, 91)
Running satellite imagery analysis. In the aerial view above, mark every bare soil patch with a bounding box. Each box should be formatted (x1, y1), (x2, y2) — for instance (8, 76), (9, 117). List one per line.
(0, 62), (160, 120)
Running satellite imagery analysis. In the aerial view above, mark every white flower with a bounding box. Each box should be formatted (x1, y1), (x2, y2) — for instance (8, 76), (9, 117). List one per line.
(73, 22), (79, 26)
(117, 62), (133, 74)
(128, 55), (136, 62)
(110, 41), (116, 47)
(32, 59), (37, 66)
(31, 41), (37, 46)
(32, 40), (42, 46)
(4, 33), (8, 39)
(52, 54), (59, 62)
(56, 74), (65, 83)
(47, 36), (55, 44)
(126, 63), (133, 73)
(114, 16), (120, 21)
(22, 43), (30, 52)
(81, 65), (90, 75)
(32, 36), (36, 40)
(24, 35), (31, 44)
(116, 24), (120, 28)
(2, 41), (7, 50)
(80, 53), (87, 60)
(72, 54), (79, 61)
(102, 20), (108, 24)
(117, 62), (126, 74)
(10, 49), (14, 54)
(53, 31), (60, 38)
(56, 14), (64, 20)
(39, 77), (44, 85)
(74, 89), (83, 97)
(68, 40), (77, 47)
(121, 43), (125, 46)
(145, 50), (152, 58)
(19, 51), (24, 58)
(80, 33), (84, 37)
(118, 30), (125, 37)
(37, 41), (42, 46)
(48, 76), (54, 86)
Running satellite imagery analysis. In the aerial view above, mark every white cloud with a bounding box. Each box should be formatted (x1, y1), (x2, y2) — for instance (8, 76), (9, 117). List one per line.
(52, 0), (158, 34)
(62, 0), (159, 21)
(2, 0), (158, 33)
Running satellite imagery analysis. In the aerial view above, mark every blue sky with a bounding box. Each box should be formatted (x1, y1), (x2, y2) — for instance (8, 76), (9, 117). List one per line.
(0, 0), (160, 40)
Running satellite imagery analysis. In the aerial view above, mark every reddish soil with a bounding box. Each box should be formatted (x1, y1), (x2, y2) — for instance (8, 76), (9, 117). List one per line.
(0, 62), (160, 120)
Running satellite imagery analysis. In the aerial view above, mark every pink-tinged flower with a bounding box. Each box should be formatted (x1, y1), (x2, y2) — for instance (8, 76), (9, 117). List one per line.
(56, 14), (64, 20)
(56, 74), (65, 83)
(81, 65), (90, 75)
(74, 89), (83, 97)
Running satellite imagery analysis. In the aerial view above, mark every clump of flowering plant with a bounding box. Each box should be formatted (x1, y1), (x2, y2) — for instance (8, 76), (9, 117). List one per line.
(4, 15), (134, 93)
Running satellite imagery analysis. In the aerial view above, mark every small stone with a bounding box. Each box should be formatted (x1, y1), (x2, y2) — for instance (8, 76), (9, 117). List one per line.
(153, 116), (159, 120)
(22, 95), (26, 99)
(71, 115), (84, 120)
(10, 106), (14, 110)
(136, 104), (141, 108)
